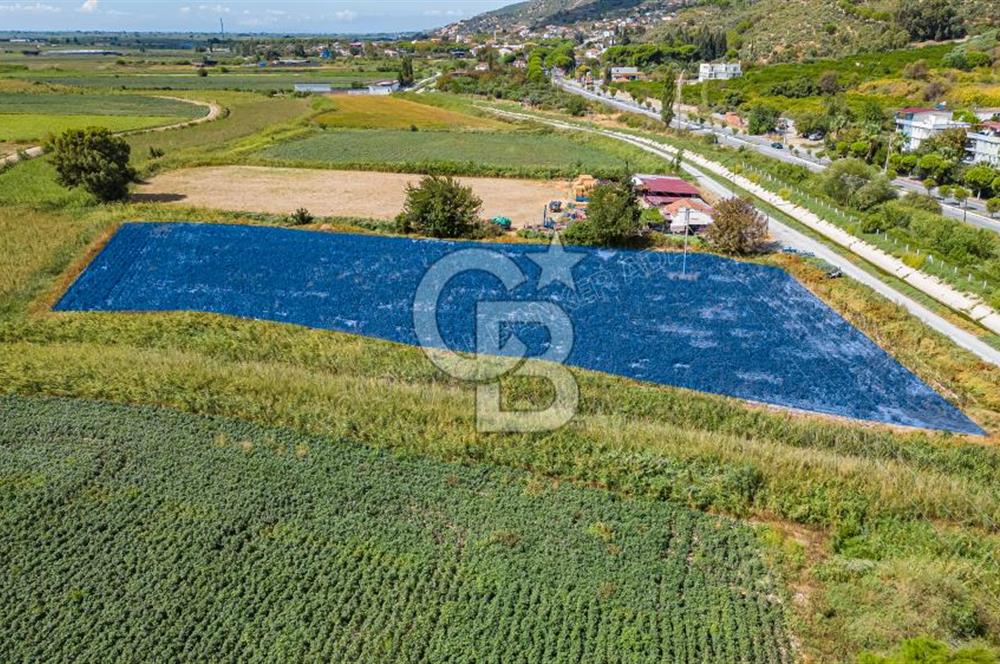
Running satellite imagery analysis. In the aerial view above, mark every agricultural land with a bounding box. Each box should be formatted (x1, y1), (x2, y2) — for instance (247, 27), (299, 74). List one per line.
(1, 19), (1000, 664)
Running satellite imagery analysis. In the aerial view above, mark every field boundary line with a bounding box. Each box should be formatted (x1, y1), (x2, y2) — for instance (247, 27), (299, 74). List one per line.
(0, 96), (223, 168)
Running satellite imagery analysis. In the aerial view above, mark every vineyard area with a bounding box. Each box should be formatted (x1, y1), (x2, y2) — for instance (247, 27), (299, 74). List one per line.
(0, 396), (791, 663)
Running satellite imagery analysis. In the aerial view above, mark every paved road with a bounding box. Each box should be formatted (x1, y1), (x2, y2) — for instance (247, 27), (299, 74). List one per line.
(555, 77), (1000, 232)
(489, 107), (1000, 367)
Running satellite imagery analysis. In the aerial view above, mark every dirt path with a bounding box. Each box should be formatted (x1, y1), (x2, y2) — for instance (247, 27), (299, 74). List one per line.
(133, 166), (569, 229)
(0, 96), (222, 167)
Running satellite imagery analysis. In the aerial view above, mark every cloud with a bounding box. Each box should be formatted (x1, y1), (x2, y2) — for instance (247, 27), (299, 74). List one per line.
(78, 0), (98, 13)
(333, 9), (357, 21)
(197, 3), (230, 13)
(179, 5), (190, 13)
(0, 1), (60, 11)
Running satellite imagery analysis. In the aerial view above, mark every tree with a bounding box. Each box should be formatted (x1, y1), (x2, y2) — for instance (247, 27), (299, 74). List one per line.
(396, 175), (482, 238)
(963, 164), (998, 198)
(705, 197), (767, 255)
(817, 70), (839, 95)
(820, 158), (896, 211)
(922, 177), (937, 195)
(747, 104), (780, 135)
(660, 66), (677, 127)
(564, 174), (643, 246)
(952, 185), (970, 221)
(399, 56), (414, 87)
(48, 127), (136, 202)
(987, 198), (1000, 217)
(895, 0), (965, 41)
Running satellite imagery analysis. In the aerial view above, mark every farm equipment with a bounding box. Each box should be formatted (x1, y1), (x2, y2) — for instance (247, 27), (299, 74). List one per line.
(490, 216), (512, 229)
(548, 200), (563, 213)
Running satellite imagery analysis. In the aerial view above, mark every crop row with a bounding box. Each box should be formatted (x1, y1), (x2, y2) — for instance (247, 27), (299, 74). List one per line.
(0, 395), (791, 663)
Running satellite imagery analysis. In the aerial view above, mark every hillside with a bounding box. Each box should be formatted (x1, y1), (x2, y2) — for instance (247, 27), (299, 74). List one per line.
(450, 0), (997, 63)
(449, 0), (662, 33)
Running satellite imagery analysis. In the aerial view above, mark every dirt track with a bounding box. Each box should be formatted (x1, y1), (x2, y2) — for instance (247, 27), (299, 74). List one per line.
(134, 166), (570, 228)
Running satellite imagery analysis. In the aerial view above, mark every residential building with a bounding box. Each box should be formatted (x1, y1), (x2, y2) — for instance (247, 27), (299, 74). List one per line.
(665, 199), (714, 234)
(894, 108), (969, 152)
(698, 62), (742, 82)
(367, 80), (400, 95)
(610, 66), (643, 82)
(966, 121), (1000, 166)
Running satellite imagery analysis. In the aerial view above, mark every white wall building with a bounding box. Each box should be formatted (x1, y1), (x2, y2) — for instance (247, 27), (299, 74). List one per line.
(367, 80), (400, 95)
(966, 122), (1000, 167)
(894, 108), (969, 152)
(698, 62), (741, 82)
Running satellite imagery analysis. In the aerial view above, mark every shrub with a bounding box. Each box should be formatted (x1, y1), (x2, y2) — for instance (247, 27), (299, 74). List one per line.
(820, 159), (895, 211)
(856, 636), (995, 663)
(396, 175), (482, 238)
(290, 208), (313, 225)
(900, 192), (941, 214)
(47, 127), (136, 203)
(705, 197), (768, 255)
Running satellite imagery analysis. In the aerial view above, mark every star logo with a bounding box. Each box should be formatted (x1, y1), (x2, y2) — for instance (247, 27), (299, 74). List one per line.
(528, 233), (584, 291)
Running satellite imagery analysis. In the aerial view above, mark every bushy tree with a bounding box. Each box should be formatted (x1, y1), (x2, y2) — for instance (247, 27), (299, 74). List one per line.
(564, 175), (643, 246)
(820, 158), (896, 211)
(747, 104), (780, 135)
(398, 56), (414, 86)
(396, 175), (482, 238)
(895, 0), (965, 41)
(963, 164), (998, 199)
(48, 127), (136, 202)
(705, 197), (767, 255)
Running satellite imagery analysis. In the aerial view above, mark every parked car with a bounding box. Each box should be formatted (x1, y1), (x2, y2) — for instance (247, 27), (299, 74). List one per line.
(770, 142), (784, 150)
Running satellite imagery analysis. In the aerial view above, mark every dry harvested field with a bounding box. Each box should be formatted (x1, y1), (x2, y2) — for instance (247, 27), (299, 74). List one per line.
(134, 166), (569, 228)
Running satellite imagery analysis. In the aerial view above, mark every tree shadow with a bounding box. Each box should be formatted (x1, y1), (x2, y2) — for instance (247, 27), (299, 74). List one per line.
(131, 193), (187, 203)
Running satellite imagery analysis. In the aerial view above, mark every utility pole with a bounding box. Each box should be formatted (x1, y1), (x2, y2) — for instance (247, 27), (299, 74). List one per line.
(682, 207), (690, 276)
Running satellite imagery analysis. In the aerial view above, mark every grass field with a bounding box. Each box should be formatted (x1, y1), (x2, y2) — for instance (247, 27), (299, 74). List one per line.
(259, 128), (669, 178)
(0, 92), (204, 117)
(312, 94), (504, 130)
(0, 395), (791, 662)
(0, 113), (184, 141)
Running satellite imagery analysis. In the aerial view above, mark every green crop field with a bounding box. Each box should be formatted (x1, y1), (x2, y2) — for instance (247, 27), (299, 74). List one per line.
(258, 128), (668, 177)
(13, 71), (386, 91)
(0, 92), (204, 117)
(0, 395), (790, 663)
(0, 114), (183, 141)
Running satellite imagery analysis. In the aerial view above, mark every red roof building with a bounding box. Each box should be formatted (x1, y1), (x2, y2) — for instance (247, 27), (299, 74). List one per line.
(632, 175), (702, 198)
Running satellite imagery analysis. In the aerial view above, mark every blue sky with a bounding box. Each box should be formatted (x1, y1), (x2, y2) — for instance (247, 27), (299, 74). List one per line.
(0, 0), (514, 33)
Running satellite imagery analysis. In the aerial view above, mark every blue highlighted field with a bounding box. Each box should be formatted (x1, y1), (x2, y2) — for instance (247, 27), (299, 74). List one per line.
(55, 222), (982, 434)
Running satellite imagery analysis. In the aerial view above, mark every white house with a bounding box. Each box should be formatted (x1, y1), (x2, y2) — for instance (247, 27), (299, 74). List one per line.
(698, 62), (741, 82)
(367, 80), (400, 95)
(894, 108), (969, 152)
(966, 121), (1000, 167)
(293, 83), (333, 94)
(610, 66), (642, 82)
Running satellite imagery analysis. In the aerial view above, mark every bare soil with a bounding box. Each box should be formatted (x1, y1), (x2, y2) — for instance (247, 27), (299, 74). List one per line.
(134, 166), (570, 229)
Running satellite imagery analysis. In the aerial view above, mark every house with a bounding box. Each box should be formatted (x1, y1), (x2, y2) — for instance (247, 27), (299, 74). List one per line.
(698, 62), (741, 82)
(664, 199), (714, 234)
(367, 80), (401, 95)
(966, 121), (1000, 167)
(894, 108), (969, 152)
(610, 66), (643, 82)
(632, 175), (703, 208)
